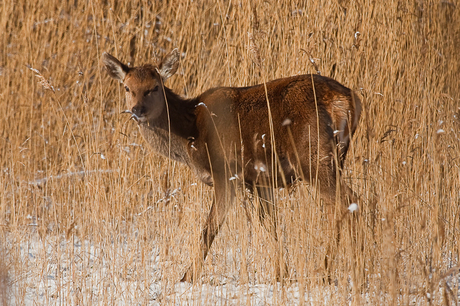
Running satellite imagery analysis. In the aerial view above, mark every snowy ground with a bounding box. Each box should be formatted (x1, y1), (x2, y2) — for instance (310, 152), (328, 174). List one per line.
(5, 231), (338, 305)
(4, 231), (459, 305)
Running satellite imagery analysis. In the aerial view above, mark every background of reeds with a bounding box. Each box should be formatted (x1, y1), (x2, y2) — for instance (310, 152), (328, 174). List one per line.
(1, 0), (460, 304)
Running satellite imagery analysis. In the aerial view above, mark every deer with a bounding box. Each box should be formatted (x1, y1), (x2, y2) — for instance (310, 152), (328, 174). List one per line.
(102, 49), (362, 283)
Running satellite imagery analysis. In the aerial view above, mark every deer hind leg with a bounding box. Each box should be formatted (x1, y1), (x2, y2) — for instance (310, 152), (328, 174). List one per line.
(255, 182), (289, 281)
(256, 184), (277, 237)
(314, 166), (359, 282)
(181, 172), (236, 283)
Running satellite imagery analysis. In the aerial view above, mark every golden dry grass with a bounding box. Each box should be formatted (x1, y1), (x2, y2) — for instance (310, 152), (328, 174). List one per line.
(1, 0), (460, 304)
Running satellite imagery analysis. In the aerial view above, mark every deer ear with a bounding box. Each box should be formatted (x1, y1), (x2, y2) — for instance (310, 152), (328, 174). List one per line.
(102, 52), (129, 82)
(158, 49), (180, 81)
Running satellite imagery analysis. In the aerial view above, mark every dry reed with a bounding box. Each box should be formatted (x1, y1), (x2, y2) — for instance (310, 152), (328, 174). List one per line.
(1, 0), (459, 304)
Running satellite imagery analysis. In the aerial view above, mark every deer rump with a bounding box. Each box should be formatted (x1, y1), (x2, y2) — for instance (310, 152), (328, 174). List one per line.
(103, 49), (361, 283)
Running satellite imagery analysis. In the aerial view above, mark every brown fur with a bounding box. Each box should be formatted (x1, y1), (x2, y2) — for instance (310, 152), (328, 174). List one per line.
(102, 49), (362, 282)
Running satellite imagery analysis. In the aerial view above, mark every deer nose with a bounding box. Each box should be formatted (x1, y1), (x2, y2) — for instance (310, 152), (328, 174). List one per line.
(132, 106), (146, 116)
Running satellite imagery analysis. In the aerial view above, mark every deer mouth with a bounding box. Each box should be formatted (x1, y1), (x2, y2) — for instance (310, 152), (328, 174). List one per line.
(121, 110), (146, 123)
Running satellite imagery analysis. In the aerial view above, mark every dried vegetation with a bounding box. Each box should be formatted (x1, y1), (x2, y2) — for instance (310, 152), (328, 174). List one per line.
(1, 0), (460, 304)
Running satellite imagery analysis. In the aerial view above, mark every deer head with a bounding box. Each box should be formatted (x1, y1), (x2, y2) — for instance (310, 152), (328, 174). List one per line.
(102, 49), (180, 123)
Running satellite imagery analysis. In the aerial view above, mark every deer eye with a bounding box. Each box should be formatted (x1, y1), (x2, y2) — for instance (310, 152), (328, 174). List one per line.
(144, 86), (159, 97)
(124, 86), (130, 92)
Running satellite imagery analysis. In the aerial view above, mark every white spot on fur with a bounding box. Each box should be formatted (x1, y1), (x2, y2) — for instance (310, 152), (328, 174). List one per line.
(282, 118), (292, 126)
(254, 162), (267, 172)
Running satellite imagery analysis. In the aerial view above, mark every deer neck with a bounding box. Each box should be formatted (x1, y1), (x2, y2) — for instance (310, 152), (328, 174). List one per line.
(138, 87), (198, 165)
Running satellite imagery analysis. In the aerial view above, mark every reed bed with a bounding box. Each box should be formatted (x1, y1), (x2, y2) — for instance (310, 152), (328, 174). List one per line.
(1, 0), (459, 304)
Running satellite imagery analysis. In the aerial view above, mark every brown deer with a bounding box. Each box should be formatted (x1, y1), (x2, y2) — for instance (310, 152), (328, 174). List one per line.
(102, 49), (361, 283)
